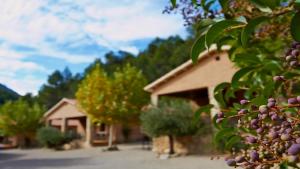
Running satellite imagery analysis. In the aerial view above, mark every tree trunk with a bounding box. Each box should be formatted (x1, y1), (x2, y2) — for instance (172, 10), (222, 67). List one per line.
(108, 125), (114, 148)
(168, 135), (175, 155)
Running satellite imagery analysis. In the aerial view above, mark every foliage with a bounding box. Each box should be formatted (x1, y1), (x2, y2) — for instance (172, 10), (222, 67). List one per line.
(110, 64), (148, 124)
(77, 63), (147, 124)
(0, 83), (19, 105)
(140, 99), (210, 138)
(37, 127), (80, 149)
(0, 99), (44, 137)
(76, 63), (111, 123)
(85, 36), (193, 82)
(37, 127), (64, 148)
(0, 99), (44, 147)
(38, 67), (82, 109)
(168, 0), (300, 168)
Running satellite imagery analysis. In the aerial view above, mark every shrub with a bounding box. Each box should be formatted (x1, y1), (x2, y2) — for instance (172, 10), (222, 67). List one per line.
(140, 98), (211, 154)
(37, 127), (64, 148)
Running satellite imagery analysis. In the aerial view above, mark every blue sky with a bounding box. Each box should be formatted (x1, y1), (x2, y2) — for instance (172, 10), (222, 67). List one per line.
(0, 0), (187, 95)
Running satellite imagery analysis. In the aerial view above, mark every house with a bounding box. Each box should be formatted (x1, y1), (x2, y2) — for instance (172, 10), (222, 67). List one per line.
(144, 45), (237, 116)
(143, 45), (237, 154)
(43, 98), (143, 147)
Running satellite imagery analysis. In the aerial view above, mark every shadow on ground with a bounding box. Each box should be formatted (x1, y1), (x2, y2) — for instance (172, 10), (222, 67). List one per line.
(0, 152), (24, 161)
(0, 157), (90, 169)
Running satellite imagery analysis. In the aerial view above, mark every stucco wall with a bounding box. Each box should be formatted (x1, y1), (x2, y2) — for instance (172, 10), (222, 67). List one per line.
(46, 102), (85, 120)
(151, 52), (236, 96)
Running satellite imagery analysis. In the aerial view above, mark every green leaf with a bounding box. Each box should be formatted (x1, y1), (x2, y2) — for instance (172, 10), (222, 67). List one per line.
(225, 135), (241, 150)
(214, 82), (230, 94)
(296, 0), (300, 9)
(194, 104), (214, 119)
(231, 67), (254, 88)
(205, 20), (244, 48)
(191, 35), (206, 62)
(191, 0), (197, 6)
(250, 0), (273, 12)
(241, 16), (268, 46)
(233, 53), (261, 65)
(214, 128), (235, 144)
(170, 0), (176, 7)
(291, 12), (300, 42)
(218, 0), (229, 11)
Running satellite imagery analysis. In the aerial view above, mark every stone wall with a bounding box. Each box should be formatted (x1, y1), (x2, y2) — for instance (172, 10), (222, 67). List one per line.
(152, 135), (213, 155)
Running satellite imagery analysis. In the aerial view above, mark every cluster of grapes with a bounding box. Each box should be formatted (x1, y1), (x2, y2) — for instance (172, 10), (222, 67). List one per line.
(216, 42), (300, 169)
(285, 42), (300, 67)
(217, 97), (300, 168)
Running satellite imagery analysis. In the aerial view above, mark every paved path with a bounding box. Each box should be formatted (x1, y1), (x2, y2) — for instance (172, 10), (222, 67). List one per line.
(0, 144), (230, 169)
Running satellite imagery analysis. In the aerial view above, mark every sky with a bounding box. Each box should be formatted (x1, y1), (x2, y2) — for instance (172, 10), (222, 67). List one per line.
(0, 0), (187, 95)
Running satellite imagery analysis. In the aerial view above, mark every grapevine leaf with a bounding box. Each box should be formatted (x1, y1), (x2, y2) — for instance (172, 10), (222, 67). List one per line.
(291, 12), (300, 42)
(205, 20), (244, 48)
(241, 16), (268, 47)
(231, 67), (254, 88)
(170, 0), (176, 7)
(191, 35), (206, 62)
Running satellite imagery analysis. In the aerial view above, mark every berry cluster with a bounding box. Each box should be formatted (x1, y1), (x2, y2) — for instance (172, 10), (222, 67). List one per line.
(216, 42), (300, 168)
(217, 97), (300, 168)
(285, 42), (300, 67)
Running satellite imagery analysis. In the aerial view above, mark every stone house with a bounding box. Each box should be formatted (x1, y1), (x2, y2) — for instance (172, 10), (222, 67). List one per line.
(43, 98), (143, 147)
(143, 46), (237, 155)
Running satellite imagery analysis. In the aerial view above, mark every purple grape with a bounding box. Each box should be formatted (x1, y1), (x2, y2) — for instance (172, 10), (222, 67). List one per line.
(267, 101), (276, 108)
(238, 109), (248, 115)
(240, 99), (249, 105)
(271, 114), (279, 121)
(290, 60), (298, 67)
(256, 128), (264, 134)
(268, 98), (276, 103)
(246, 136), (257, 144)
(250, 151), (259, 161)
(226, 159), (236, 166)
(291, 49), (299, 57)
(285, 128), (292, 134)
(216, 118), (223, 124)
(268, 131), (278, 139)
(288, 98), (298, 105)
(288, 144), (300, 155)
(273, 76), (285, 82)
(235, 156), (245, 163)
(217, 112), (224, 118)
(250, 119), (259, 126)
(296, 138), (300, 144)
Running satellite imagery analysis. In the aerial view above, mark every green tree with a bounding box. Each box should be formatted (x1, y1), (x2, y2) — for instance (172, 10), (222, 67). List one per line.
(77, 64), (147, 149)
(0, 99), (44, 148)
(141, 99), (210, 155)
(38, 67), (81, 109)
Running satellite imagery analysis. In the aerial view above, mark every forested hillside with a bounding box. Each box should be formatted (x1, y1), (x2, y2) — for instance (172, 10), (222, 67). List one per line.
(0, 84), (19, 105)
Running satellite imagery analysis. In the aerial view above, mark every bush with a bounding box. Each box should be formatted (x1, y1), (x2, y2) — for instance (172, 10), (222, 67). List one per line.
(37, 127), (64, 148)
(140, 98), (211, 154)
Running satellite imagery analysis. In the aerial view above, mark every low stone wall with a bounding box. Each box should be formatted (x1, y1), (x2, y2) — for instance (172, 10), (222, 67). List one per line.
(152, 135), (213, 155)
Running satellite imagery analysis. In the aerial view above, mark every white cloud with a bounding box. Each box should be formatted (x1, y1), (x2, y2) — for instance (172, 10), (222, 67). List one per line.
(119, 46), (139, 55)
(0, 75), (44, 95)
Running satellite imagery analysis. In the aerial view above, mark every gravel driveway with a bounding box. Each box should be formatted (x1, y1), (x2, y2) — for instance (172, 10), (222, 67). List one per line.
(0, 144), (230, 169)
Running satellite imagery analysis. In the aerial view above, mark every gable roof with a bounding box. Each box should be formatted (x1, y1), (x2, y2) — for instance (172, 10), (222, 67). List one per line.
(144, 45), (231, 92)
(43, 98), (82, 118)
